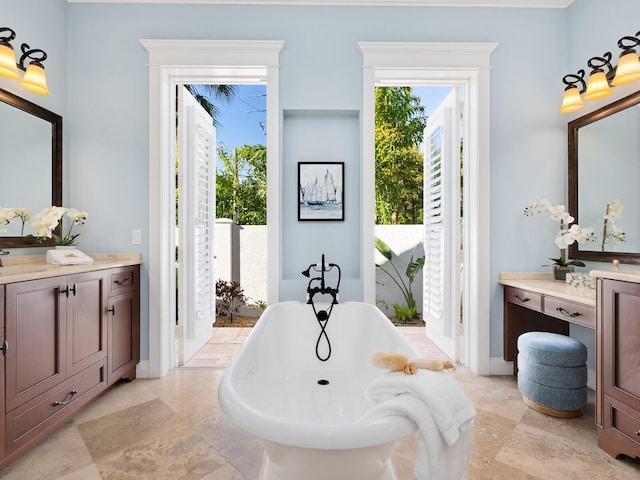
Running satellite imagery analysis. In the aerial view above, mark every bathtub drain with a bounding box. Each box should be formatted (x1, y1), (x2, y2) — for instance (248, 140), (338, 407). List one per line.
(317, 379), (330, 385)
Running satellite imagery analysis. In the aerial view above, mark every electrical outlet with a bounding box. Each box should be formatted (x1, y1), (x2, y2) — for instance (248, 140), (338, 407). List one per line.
(132, 229), (142, 245)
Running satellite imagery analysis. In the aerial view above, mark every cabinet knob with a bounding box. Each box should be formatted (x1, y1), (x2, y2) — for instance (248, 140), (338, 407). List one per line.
(108, 305), (116, 315)
(636, 430), (640, 437)
(60, 285), (76, 297)
(513, 294), (530, 303)
(114, 277), (131, 286)
(0, 340), (7, 356)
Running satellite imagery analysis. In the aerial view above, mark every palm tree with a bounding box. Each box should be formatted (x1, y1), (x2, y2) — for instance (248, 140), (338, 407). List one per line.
(184, 84), (237, 126)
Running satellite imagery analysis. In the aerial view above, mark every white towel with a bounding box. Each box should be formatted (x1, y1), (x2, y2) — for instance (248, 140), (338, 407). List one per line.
(46, 249), (94, 265)
(361, 370), (476, 480)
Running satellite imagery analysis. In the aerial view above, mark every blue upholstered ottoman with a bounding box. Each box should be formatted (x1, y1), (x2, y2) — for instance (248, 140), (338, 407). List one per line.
(517, 332), (587, 418)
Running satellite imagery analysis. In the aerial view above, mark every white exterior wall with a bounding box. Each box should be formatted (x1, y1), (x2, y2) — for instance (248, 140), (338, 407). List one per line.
(374, 225), (424, 317)
(216, 220), (423, 316)
(215, 219), (234, 282)
(238, 224), (269, 305)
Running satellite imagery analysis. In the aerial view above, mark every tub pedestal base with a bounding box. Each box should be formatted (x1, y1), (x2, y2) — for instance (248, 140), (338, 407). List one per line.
(259, 440), (399, 480)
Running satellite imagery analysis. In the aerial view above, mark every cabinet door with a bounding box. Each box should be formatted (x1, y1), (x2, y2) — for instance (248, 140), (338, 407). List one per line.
(107, 291), (140, 385)
(0, 284), (4, 328)
(601, 279), (640, 411)
(5, 277), (67, 412)
(0, 326), (5, 461)
(67, 271), (108, 377)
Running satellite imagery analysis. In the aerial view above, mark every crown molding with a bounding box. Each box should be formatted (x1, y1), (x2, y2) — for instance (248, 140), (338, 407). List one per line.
(67, 0), (574, 8)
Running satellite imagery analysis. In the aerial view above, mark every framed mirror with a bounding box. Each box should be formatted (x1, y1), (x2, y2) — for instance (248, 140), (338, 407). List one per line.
(0, 88), (62, 248)
(568, 90), (640, 265)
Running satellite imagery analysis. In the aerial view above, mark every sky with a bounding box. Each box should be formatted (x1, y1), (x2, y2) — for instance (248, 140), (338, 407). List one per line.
(413, 85), (454, 116)
(194, 84), (267, 153)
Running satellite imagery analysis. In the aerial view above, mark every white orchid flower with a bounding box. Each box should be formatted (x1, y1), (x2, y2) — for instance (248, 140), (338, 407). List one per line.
(0, 207), (16, 225)
(525, 198), (595, 267)
(555, 235), (571, 249)
(28, 206), (88, 245)
(67, 208), (88, 224)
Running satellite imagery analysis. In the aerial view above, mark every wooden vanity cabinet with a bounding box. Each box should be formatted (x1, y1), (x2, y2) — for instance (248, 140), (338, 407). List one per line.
(0, 264), (140, 468)
(597, 278), (640, 461)
(3, 271), (108, 457)
(0, 286), (5, 461)
(106, 266), (140, 384)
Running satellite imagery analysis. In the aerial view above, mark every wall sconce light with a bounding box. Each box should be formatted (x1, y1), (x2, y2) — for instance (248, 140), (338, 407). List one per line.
(559, 70), (586, 114)
(0, 27), (49, 95)
(560, 30), (640, 114)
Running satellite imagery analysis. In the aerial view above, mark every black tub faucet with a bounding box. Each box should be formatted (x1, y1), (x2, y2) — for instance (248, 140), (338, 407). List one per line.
(302, 254), (342, 362)
(302, 254), (341, 305)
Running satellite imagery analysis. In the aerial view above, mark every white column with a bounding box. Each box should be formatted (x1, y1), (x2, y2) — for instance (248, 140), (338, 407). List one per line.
(215, 218), (234, 282)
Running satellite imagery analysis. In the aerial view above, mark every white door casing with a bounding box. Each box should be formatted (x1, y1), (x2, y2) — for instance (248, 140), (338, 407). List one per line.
(359, 41), (497, 375)
(141, 39), (283, 377)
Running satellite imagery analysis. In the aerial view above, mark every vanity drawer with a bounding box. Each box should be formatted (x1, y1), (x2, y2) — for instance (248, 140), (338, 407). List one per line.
(5, 360), (107, 454)
(108, 266), (139, 296)
(504, 286), (542, 312)
(543, 296), (596, 329)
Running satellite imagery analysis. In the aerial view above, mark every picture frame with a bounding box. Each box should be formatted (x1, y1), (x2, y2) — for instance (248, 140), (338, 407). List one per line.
(298, 162), (344, 221)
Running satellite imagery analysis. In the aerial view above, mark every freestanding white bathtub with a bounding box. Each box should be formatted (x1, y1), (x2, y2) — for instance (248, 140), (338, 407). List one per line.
(218, 301), (422, 480)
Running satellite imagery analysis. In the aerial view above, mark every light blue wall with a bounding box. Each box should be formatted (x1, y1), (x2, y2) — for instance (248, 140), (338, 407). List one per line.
(2, 0), (68, 229)
(7, 1), (638, 366)
(62, 3), (568, 362)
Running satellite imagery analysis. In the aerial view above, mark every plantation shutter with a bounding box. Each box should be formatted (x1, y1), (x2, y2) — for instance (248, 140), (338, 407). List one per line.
(424, 122), (444, 325)
(178, 86), (217, 364)
(193, 105), (216, 325)
(423, 87), (461, 362)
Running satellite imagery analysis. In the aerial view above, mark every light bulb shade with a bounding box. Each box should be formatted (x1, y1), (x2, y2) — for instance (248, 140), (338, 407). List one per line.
(559, 86), (584, 114)
(612, 50), (640, 86)
(584, 70), (612, 100)
(0, 43), (19, 79)
(19, 62), (49, 95)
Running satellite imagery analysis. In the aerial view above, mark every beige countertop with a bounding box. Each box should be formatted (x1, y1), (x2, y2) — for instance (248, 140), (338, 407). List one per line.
(499, 272), (596, 307)
(0, 253), (142, 285)
(590, 269), (640, 284)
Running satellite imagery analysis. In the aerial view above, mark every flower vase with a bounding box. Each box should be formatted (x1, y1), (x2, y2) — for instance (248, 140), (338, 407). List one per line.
(55, 245), (77, 250)
(553, 265), (574, 282)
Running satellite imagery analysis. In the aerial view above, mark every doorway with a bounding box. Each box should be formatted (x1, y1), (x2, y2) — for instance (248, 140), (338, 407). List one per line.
(373, 85), (464, 363)
(360, 41), (497, 374)
(142, 39), (283, 377)
(175, 83), (269, 366)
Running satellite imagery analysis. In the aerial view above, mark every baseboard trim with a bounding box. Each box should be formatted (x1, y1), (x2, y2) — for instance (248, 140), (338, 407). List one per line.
(490, 357), (514, 375)
(136, 360), (151, 378)
(587, 368), (595, 391)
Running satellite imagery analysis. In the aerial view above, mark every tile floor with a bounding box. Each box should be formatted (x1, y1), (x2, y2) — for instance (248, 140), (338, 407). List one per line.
(1, 327), (639, 479)
(183, 327), (252, 368)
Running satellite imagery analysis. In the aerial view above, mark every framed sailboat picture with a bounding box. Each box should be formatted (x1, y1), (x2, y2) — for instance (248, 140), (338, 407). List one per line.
(298, 162), (344, 221)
